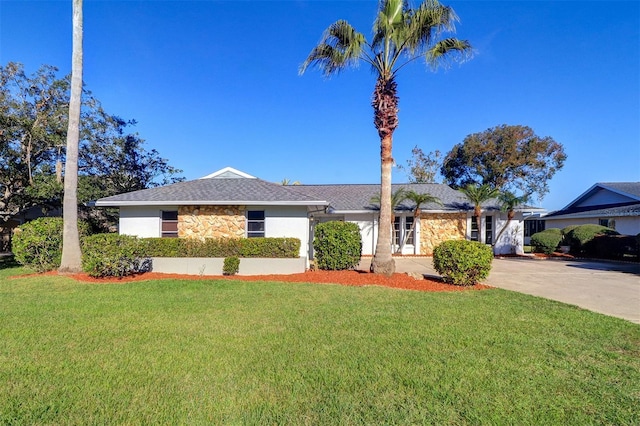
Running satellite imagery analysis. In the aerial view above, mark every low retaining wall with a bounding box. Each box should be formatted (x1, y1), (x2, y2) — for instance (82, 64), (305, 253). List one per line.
(151, 257), (307, 276)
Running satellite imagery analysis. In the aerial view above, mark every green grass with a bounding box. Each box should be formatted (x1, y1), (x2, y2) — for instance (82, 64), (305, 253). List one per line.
(1, 265), (639, 424)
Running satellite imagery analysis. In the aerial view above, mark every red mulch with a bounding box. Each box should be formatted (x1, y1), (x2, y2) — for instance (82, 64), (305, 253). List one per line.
(22, 270), (490, 292)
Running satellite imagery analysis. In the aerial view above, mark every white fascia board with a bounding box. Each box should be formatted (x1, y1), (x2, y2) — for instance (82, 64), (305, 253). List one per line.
(94, 200), (329, 207)
(199, 167), (256, 179)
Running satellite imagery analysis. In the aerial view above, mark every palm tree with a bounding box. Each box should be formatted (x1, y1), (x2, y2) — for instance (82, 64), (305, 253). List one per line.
(59, 0), (83, 273)
(493, 191), (529, 251)
(300, 0), (471, 276)
(400, 190), (441, 253)
(460, 184), (499, 244)
(370, 187), (409, 250)
(280, 178), (301, 186)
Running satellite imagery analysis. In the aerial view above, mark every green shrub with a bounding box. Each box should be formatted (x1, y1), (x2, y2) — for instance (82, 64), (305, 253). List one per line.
(139, 237), (181, 257)
(82, 233), (147, 278)
(12, 217), (90, 272)
(223, 256), (240, 275)
(530, 228), (563, 254)
(313, 221), (362, 271)
(432, 239), (493, 286)
(565, 224), (618, 254)
(589, 234), (639, 260)
(137, 237), (300, 258)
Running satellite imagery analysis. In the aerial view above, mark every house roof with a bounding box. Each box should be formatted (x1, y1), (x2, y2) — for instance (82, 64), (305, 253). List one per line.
(299, 183), (475, 213)
(94, 177), (328, 207)
(94, 167), (542, 214)
(545, 182), (640, 220)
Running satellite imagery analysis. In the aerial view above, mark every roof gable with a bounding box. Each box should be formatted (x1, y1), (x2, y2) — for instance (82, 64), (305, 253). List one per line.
(562, 182), (640, 210)
(199, 167), (256, 179)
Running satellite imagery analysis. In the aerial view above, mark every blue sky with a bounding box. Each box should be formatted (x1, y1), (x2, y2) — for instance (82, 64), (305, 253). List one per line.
(1, 0), (638, 211)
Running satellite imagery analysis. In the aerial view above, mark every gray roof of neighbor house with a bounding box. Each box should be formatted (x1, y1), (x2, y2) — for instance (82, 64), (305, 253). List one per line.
(545, 182), (640, 219)
(94, 177), (329, 207)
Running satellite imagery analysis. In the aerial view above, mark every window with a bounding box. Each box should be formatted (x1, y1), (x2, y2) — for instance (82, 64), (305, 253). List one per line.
(485, 215), (493, 245)
(247, 210), (265, 238)
(599, 218), (616, 230)
(524, 220), (545, 238)
(393, 217), (401, 245)
(393, 216), (415, 246)
(470, 216), (479, 241)
(405, 216), (415, 245)
(161, 211), (178, 238)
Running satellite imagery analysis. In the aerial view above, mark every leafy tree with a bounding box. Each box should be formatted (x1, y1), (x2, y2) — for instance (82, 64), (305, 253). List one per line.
(441, 124), (566, 201)
(300, 0), (471, 276)
(0, 61), (183, 232)
(0, 62), (69, 223)
(398, 146), (442, 183)
(60, 0), (84, 273)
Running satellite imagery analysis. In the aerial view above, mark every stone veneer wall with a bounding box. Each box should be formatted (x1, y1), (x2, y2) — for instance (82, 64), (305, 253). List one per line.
(420, 212), (467, 255)
(178, 205), (246, 240)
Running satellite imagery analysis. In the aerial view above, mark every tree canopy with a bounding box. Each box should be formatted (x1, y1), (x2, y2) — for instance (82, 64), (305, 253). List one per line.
(441, 124), (566, 201)
(399, 146), (443, 183)
(0, 62), (184, 228)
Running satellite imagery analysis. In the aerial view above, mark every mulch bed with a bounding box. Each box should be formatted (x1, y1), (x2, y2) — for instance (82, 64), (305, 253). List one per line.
(24, 270), (491, 292)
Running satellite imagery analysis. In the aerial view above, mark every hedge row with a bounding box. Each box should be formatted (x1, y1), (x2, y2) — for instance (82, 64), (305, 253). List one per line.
(12, 218), (301, 277)
(138, 237), (300, 258)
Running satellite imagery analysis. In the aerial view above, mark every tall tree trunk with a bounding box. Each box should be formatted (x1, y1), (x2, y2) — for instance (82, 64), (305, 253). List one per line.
(370, 77), (398, 276)
(59, 0), (83, 273)
(371, 136), (395, 275)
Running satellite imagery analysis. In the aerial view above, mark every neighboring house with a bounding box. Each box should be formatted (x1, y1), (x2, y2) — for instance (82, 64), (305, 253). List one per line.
(544, 182), (640, 236)
(94, 167), (542, 260)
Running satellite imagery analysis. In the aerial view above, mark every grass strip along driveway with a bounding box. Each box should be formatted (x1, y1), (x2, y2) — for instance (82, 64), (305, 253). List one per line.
(1, 265), (639, 424)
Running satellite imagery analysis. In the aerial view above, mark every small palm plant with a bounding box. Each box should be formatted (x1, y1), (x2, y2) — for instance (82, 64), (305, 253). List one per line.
(460, 184), (499, 244)
(400, 190), (442, 253)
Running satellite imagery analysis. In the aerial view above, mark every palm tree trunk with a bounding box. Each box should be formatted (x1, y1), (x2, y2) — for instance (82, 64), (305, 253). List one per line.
(59, 0), (83, 273)
(371, 134), (395, 276)
(370, 76), (398, 276)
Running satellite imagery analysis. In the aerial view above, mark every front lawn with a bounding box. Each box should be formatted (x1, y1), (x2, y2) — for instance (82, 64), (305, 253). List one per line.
(1, 265), (638, 424)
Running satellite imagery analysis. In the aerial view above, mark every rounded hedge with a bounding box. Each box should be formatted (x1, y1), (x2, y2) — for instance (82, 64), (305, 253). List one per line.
(432, 239), (493, 286)
(530, 228), (563, 254)
(313, 221), (362, 270)
(12, 217), (90, 272)
(564, 224), (618, 253)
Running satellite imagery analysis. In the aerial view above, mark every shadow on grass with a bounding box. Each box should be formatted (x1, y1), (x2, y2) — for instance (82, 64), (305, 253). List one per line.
(0, 253), (19, 270)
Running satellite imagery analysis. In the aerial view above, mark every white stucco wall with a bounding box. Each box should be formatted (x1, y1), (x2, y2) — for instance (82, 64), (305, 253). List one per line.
(492, 213), (525, 255)
(118, 205), (310, 258)
(119, 206), (168, 238)
(255, 205), (310, 258)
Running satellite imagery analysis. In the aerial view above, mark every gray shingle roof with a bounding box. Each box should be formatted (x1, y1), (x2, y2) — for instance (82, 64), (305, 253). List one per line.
(598, 182), (640, 199)
(95, 178), (328, 206)
(299, 183), (474, 212)
(545, 202), (640, 219)
(95, 171), (539, 213)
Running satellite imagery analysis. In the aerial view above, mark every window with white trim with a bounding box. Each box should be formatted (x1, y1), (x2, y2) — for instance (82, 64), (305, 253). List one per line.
(247, 210), (265, 238)
(485, 216), (493, 245)
(161, 211), (178, 238)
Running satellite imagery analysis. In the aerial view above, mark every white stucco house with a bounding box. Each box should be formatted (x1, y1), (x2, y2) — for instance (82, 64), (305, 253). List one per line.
(543, 182), (640, 235)
(94, 167), (542, 260)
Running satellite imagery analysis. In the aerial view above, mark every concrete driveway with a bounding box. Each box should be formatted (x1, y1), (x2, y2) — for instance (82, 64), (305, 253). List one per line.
(387, 257), (640, 324)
